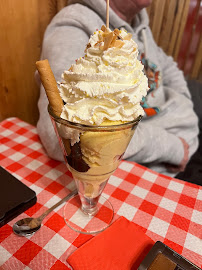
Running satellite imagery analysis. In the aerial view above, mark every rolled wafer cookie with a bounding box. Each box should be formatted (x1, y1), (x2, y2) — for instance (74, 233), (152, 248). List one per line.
(36, 59), (63, 117)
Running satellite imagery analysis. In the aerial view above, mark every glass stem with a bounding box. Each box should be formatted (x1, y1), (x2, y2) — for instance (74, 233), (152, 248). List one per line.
(74, 178), (108, 216)
(79, 193), (99, 215)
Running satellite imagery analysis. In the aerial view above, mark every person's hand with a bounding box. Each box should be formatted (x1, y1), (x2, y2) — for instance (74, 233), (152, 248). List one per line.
(164, 137), (189, 173)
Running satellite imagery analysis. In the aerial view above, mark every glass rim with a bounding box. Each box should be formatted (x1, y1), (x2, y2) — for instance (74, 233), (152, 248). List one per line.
(48, 105), (142, 131)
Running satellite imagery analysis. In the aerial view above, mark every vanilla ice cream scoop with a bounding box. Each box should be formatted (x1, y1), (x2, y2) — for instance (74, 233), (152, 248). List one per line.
(59, 26), (148, 126)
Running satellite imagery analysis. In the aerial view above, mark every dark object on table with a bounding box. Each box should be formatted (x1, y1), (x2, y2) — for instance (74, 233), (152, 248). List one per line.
(138, 241), (201, 270)
(0, 166), (36, 228)
(176, 80), (202, 186)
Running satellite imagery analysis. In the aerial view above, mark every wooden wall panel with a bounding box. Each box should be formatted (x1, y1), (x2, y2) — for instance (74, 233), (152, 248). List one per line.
(0, 0), (40, 125)
(191, 36), (202, 79)
(0, 0), (67, 125)
(158, 0), (176, 53)
(147, 0), (190, 61)
(169, 0), (190, 60)
(147, 0), (201, 80)
(148, 0), (166, 43)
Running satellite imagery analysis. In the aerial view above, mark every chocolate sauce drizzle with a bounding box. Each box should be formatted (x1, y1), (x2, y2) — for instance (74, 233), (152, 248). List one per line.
(66, 142), (90, 172)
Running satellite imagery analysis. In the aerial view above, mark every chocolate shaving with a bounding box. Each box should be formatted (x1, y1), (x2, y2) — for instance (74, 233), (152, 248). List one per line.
(95, 25), (130, 51)
(109, 35), (117, 47)
(114, 29), (120, 36)
(101, 25), (110, 33)
(102, 32), (114, 50)
(114, 40), (124, 48)
(114, 28), (123, 40)
(95, 40), (102, 47)
(101, 25), (106, 32)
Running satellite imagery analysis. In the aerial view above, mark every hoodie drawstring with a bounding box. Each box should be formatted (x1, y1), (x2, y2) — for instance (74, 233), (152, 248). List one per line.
(141, 28), (148, 58)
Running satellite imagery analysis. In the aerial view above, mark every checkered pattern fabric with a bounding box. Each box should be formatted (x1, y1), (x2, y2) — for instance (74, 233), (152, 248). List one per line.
(0, 118), (201, 270)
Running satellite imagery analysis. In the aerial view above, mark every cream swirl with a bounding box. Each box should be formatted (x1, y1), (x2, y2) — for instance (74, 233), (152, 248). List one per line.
(59, 27), (148, 125)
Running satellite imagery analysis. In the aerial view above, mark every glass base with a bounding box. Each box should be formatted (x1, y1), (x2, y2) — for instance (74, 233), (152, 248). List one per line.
(63, 194), (114, 234)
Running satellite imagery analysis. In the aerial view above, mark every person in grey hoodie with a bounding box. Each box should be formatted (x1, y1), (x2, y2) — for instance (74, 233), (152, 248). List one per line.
(37, 0), (199, 178)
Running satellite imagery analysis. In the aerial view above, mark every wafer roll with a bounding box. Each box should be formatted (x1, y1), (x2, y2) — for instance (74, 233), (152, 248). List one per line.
(36, 59), (63, 117)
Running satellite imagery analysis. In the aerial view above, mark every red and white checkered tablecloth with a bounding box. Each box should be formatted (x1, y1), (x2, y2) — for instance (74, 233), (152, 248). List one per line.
(0, 117), (201, 270)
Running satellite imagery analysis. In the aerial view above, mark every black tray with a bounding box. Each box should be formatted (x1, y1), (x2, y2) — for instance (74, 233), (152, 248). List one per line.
(138, 241), (201, 270)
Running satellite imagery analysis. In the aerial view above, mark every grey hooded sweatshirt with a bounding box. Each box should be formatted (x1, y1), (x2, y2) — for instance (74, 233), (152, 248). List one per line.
(37, 0), (199, 177)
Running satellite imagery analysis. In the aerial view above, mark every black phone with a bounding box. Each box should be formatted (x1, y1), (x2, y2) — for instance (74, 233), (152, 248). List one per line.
(0, 166), (37, 227)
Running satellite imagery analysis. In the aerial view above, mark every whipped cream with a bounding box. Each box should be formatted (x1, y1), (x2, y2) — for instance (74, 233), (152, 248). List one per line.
(59, 27), (148, 125)
(57, 124), (80, 146)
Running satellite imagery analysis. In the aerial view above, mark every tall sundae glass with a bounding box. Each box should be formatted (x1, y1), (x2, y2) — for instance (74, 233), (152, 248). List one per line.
(49, 105), (141, 233)
(36, 25), (148, 234)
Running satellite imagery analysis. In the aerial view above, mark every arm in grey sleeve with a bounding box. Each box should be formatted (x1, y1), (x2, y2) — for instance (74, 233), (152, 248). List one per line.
(124, 122), (185, 165)
(157, 46), (199, 159)
(124, 48), (199, 166)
